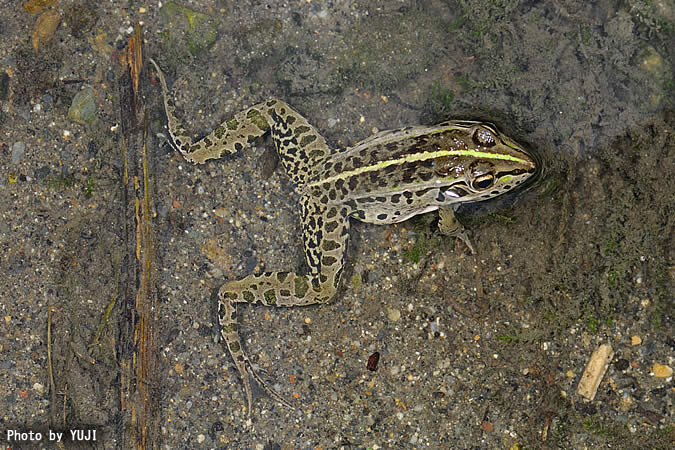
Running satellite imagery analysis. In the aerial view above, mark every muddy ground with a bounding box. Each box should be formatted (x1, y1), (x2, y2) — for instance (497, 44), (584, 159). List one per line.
(0, 0), (672, 448)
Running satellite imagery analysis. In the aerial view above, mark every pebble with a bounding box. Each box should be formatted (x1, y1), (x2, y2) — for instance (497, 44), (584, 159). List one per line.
(157, 203), (169, 218)
(41, 92), (53, 111)
(652, 363), (672, 378)
(68, 86), (97, 124)
(0, 72), (8, 101)
(387, 308), (400, 322)
(614, 359), (630, 371)
(619, 394), (633, 411)
(33, 165), (50, 180)
(631, 335), (642, 346)
(11, 141), (25, 164)
(351, 272), (362, 289)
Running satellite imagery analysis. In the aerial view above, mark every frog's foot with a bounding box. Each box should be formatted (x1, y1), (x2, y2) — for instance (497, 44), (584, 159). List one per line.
(438, 207), (475, 253)
(245, 360), (295, 413)
(218, 292), (295, 417)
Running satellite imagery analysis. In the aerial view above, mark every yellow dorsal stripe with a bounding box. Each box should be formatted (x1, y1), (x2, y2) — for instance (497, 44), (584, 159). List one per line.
(308, 149), (528, 188)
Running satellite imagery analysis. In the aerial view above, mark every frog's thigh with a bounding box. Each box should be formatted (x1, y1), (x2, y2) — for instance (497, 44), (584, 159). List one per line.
(300, 194), (350, 304)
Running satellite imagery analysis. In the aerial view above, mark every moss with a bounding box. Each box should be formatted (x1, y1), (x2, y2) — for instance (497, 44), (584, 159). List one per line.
(159, 2), (218, 61)
(401, 214), (438, 264)
(428, 82), (455, 118)
(82, 175), (97, 198)
(47, 174), (77, 189)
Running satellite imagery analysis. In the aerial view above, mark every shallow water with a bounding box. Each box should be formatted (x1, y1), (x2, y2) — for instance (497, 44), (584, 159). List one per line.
(0, 0), (672, 448)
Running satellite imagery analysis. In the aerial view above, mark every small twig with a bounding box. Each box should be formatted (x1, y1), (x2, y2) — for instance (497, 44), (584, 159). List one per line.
(61, 383), (67, 428)
(70, 342), (97, 366)
(90, 295), (117, 351)
(542, 411), (551, 443)
(47, 308), (57, 406)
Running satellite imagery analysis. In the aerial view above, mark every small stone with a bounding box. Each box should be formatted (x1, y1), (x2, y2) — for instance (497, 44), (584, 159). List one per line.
(387, 308), (400, 322)
(351, 272), (362, 289)
(157, 203), (169, 218)
(174, 363), (184, 375)
(197, 434), (205, 444)
(619, 394), (633, 412)
(614, 359), (630, 371)
(33, 383), (45, 395)
(34, 165), (50, 180)
(0, 72), (9, 101)
(11, 142), (25, 164)
(652, 363), (672, 378)
(631, 335), (642, 346)
(68, 86), (97, 124)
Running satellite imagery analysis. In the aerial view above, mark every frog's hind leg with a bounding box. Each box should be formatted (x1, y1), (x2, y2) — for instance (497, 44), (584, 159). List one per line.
(216, 195), (349, 415)
(265, 100), (331, 186)
(217, 294), (293, 417)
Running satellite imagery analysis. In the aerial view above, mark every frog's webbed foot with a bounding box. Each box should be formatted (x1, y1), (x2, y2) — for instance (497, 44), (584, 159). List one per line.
(438, 207), (475, 254)
(217, 283), (298, 417)
(245, 360), (295, 413)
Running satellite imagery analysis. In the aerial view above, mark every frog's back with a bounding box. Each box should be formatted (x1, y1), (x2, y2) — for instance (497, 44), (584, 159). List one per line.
(304, 121), (536, 217)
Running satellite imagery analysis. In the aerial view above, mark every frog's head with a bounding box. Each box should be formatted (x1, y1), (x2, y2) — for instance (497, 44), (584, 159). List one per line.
(433, 121), (537, 201)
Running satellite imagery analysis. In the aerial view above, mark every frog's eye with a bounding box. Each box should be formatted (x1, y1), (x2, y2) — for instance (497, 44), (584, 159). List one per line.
(472, 173), (494, 190)
(473, 127), (496, 147)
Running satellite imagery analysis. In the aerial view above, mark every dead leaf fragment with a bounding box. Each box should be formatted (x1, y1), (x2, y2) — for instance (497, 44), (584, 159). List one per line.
(32, 9), (61, 52)
(24, 0), (57, 14)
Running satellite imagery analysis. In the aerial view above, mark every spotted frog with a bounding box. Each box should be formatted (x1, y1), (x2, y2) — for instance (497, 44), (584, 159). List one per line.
(150, 59), (537, 416)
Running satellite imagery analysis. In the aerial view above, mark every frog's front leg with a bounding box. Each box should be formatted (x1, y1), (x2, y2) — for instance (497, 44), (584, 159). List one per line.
(218, 196), (349, 416)
(438, 206), (475, 253)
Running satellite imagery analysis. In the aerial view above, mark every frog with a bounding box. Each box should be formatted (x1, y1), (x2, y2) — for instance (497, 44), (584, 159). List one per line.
(149, 59), (537, 417)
